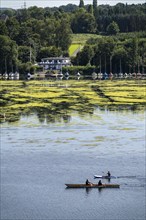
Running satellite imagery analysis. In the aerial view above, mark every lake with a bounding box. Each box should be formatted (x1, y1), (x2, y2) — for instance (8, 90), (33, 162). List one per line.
(1, 108), (145, 220)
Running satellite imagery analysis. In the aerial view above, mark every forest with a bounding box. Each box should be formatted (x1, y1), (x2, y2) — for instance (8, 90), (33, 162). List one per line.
(0, 0), (146, 75)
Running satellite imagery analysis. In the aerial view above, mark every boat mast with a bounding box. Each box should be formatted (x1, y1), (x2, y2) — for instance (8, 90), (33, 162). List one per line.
(29, 46), (32, 63)
(5, 58), (7, 73)
(104, 55), (106, 73)
(100, 56), (101, 73)
(142, 56), (144, 74)
(120, 59), (122, 73)
(110, 56), (112, 73)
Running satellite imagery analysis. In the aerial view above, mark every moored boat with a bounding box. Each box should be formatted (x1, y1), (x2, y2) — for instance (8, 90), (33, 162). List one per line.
(94, 175), (116, 179)
(65, 183), (120, 188)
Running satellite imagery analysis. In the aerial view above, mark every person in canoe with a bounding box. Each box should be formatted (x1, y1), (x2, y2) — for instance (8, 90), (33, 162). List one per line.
(86, 179), (92, 185)
(107, 171), (111, 177)
(98, 180), (102, 186)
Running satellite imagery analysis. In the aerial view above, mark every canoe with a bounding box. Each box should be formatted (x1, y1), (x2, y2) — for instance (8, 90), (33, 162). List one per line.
(94, 175), (116, 179)
(65, 183), (120, 188)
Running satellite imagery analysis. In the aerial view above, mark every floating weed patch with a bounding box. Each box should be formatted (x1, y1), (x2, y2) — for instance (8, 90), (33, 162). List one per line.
(109, 126), (122, 130)
(10, 103), (52, 109)
(113, 97), (146, 104)
(109, 126), (136, 131)
(82, 143), (98, 147)
(66, 137), (76, 141)
(94, 136), (106, 142)
(118, 127), (136, 131)
(54, 139), (64, 143)
(131, 137), (144, 140)
(11, 98), (29, 103)
(0, 80), (146, 123)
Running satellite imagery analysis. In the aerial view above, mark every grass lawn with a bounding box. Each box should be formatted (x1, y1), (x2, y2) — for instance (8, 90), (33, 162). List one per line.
(69, 33), (102, 56)
(69, 44), (82, 56)
(71, 33), (101, 44)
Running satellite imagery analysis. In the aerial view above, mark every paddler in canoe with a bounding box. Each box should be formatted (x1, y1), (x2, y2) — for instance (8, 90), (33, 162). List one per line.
(107, 171), (111, 178)
(86, 179), (93, 186)
(98, 180), (102, 186)
(86, 179), (102, 186)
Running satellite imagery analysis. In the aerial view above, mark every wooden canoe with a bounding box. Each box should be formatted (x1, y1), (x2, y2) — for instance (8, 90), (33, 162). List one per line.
(65, 183), (120, 188)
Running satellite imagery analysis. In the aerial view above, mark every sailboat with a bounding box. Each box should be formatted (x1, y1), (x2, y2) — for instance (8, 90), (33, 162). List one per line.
(75, 72), (80, 80)
(3, 58), (8, 79)
(109, 56), (113, 80)
(103, 55), (108, 80)
(9, 63), (15, 79)
(64, 71), (69, 79)
(14, 71), (20, 80)
(3, 72), (8, 79)
(92, 71), (97, 80)
(98, 56), (103, 80)
(118, 59), (123, 79)
(137, 60), (142, 79)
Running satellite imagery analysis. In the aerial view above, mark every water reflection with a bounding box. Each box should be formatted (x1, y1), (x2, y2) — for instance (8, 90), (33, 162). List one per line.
(1, 104), (145, 124)
(36, 111), (72, 124)
(1, 107), (94, 124)
(38, 108), (93, 124)
(85, 187), (92, 195)
(85, 187), (103, 196)
(65, 187), (103, 196)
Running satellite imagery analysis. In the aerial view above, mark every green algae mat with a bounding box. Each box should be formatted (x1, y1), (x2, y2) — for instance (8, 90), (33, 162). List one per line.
(0, 80), (146, 123)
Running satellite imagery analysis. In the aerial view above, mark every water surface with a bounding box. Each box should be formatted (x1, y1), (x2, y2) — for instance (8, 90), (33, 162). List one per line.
(1, 109), (145, 220)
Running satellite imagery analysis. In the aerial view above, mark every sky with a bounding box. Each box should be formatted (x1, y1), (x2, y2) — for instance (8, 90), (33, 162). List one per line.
(0, 0), (145, 9)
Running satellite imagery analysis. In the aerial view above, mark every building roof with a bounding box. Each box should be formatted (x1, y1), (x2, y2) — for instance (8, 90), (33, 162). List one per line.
(42, 57), (70, 60)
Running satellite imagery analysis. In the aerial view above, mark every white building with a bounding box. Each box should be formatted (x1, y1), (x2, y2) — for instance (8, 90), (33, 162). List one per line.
(39, 57), (72, 71)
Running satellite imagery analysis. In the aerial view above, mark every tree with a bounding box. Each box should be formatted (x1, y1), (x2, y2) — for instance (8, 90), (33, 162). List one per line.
(112, 46), (128, 73)
(79, 0), (84, 8)
(15, 23), (33, 46)
(18, 46), (32, 63)
(16, 8), (30, 23)
(6, 17), (20, 40)
(0, 9), (15, 17)
(37, 46), (62, 61)
(75, 45), (94, 65)
(55, 18), (72, 51)
(92, 37), (116, 72)
(71, 11), (97, 33)
(87, 5), (93, 15)
(39, 18), (56, 46)
(0, 21), (8, 35)
(106, 21), (120, 35)
(93, 0), (98, 8)
(0, 35), (18, 73)
(127, 37), (139, 72)
(28, 6), (44, 20)
(93, 0), (98, 17)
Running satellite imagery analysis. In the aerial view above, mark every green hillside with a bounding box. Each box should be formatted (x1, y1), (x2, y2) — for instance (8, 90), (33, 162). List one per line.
(71, 34), (101, 44)
(69, 34), (101, 56)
